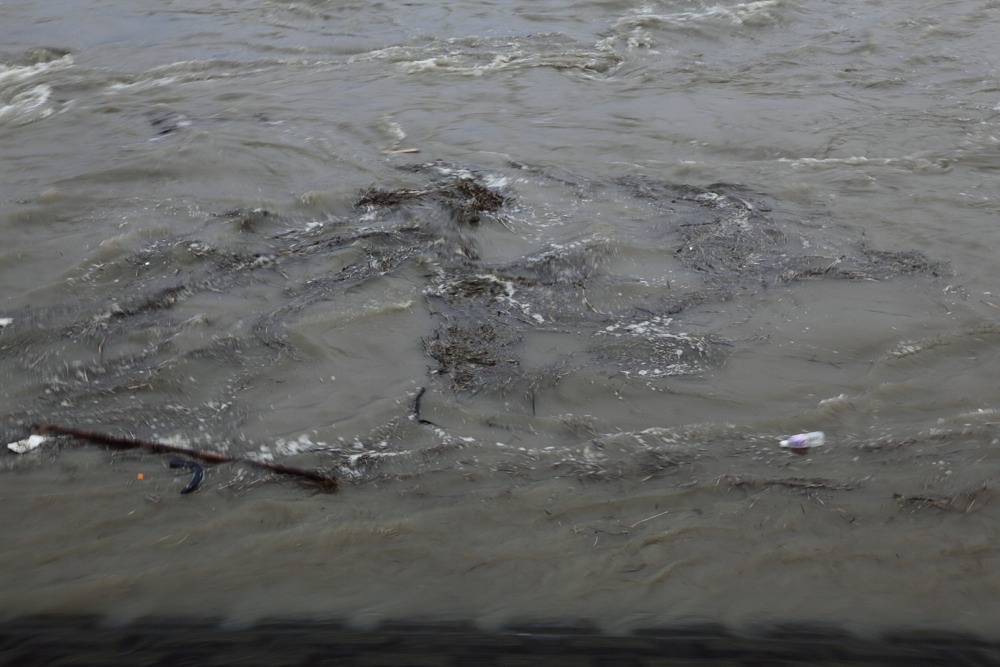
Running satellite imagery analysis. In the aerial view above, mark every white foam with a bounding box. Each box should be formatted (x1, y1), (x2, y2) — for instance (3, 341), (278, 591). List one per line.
(400, 57), (452, 74)
(484, 174), (511, 189)
(0, 84), (54, 126)
(779, 155), (945, 171)
(376, 114), (407, 143)
(0, 54), (73, 88)
(107, 76), (179, 93)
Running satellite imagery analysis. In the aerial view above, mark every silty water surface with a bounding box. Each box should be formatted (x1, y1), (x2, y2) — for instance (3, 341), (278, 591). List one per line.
(2, 0), (1000, 637)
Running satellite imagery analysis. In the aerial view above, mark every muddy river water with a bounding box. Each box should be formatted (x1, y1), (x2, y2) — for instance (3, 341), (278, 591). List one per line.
(2, 0), (1000, 640)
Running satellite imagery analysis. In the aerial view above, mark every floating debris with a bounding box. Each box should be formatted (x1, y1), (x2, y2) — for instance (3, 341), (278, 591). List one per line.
(31, 423), (337, 490)
(169, 459), (204, 495)
(779, 431), (825, 454)
(893, 483), (990, 514)
(719, 473), (855, 492)
(0, 163), (954, 488)
(7, 434), (46, 454)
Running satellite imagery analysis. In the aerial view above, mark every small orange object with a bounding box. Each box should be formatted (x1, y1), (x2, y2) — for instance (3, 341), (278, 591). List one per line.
(137, 473), (144, 480)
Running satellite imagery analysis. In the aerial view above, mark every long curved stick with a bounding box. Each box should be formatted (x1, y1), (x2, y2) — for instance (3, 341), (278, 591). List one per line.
(31, 423), (338, 491)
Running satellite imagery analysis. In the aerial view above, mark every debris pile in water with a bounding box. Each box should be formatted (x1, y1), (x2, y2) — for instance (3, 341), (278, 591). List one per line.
(0, 161), (951, 485)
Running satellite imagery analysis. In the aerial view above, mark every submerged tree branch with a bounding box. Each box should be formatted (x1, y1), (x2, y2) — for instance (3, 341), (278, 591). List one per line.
(31, 423), (338, 491)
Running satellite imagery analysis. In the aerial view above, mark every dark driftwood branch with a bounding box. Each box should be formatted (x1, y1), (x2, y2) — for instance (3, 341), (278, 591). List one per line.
(411, 387), (437, 426)
(31, 423), (338, 490)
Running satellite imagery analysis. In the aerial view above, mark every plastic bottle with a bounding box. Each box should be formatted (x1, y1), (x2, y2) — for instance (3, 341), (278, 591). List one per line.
(779, 431), (825, 451)
(7, 434), (46, 454)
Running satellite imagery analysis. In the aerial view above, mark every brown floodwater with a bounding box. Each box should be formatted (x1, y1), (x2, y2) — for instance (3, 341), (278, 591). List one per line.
(2, 0), (1000, 641)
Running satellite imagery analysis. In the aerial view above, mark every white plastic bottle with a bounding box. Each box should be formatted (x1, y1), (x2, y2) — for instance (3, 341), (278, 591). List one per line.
(779, 431), (825, 450)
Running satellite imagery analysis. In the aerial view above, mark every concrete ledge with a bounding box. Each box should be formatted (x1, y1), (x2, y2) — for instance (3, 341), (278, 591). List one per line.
(1, 617), (997, 666)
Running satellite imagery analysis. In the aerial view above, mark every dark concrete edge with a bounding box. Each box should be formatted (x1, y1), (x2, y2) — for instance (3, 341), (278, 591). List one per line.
(1, 615), (998, 666)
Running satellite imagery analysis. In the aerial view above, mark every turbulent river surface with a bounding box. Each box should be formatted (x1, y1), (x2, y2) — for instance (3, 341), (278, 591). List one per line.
(3, 0), (1000, 639)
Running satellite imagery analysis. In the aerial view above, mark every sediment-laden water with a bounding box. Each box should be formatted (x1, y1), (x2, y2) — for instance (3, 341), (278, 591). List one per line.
(3, 0), (1000, 638)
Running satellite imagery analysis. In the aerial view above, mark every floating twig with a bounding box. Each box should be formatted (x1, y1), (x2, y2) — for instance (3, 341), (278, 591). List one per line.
(31, 423), (338, 491)
(381, 148), (421, 155)
(717, 474), (857, 492)
(893, 493), (952, 511)
(629, 509), (671, 529)
(169, 459), (204, 495)
(893, 484), (989, 513)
